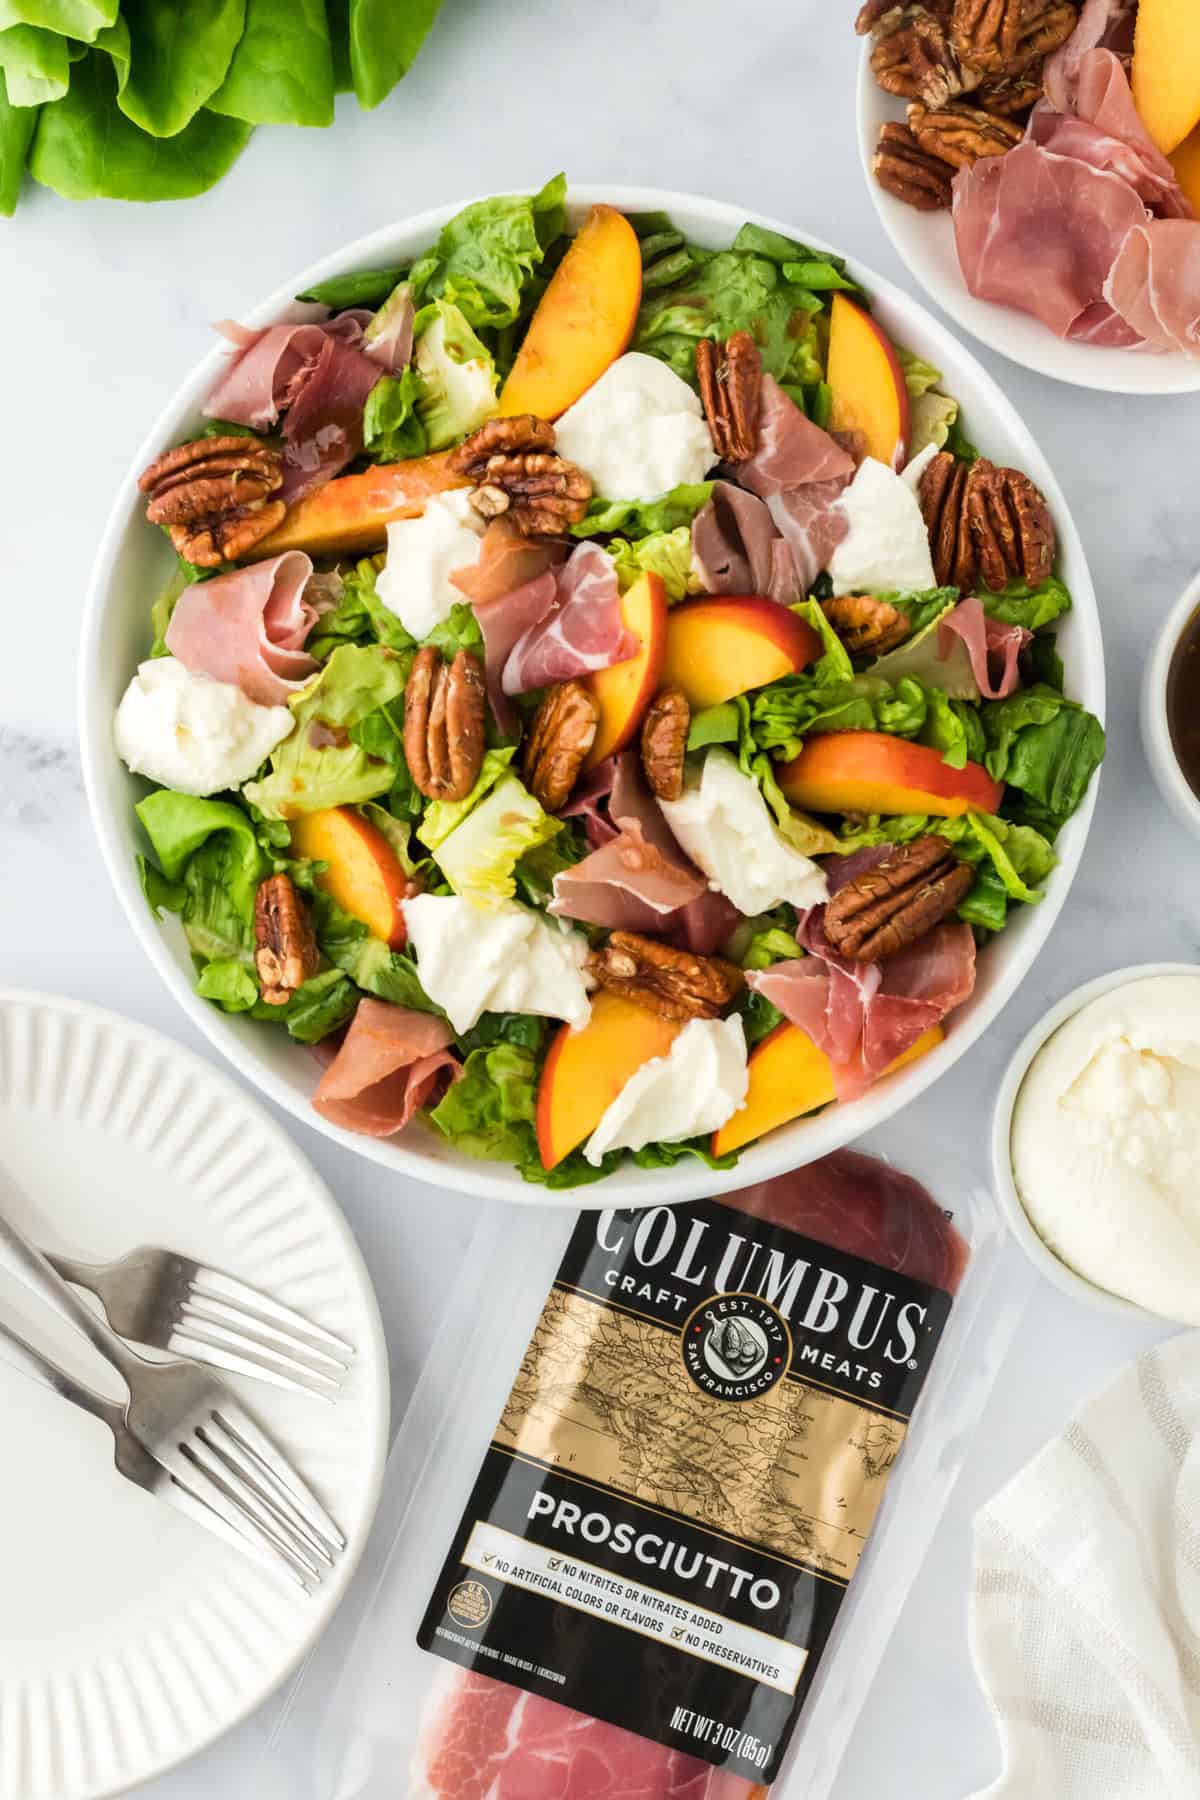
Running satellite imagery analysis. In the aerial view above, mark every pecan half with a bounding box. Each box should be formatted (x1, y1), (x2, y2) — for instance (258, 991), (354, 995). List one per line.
(254, 873), (320, 1005)
(908, 98), (1024, 167)
(403, 646), (487, 802)
(586, 931), (744, 1022)
(139, 435), (286, 567)
(873, 121), (955, 211)
(822, 594), (911, 657)
(966, 458), (1056, 590)
(951, 0), (1075, 73)
(824, 837), (974, 962)
(695, 332), (762, 462)
(871, 10), (978, 105)
(449, 414), (591, 536)
(640, 687), (690, 802)
(523, 680), (600, 812)
(975, 64), (1045, 114)
(918, 450), (976, 586)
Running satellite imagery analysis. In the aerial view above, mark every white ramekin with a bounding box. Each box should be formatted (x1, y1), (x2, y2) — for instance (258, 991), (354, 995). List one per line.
(1141, 572), (1200, 838)
(991, 962), (1200, 1323)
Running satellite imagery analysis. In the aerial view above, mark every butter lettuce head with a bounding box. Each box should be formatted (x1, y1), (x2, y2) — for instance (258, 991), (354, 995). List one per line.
(412, 300), (497, 450)
(244, 644), (409, 819)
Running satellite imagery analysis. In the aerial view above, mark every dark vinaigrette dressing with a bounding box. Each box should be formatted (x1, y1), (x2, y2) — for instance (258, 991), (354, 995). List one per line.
(1168, 608), (1200, 800)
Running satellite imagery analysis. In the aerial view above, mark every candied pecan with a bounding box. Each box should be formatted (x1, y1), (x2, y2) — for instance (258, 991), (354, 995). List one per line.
(448, 415), (591, 536)
(586, 932), (744, 1022)
(139, 435), (286, 567)
(871, 10), (978, 105)
(254, 873), (319, 1005)
(908, 98), (1024, 167)
(824, 837), (974, 962)
(640, 687), (690, 803)
(874, 122), (955, 211)
(975, 64), (1045, 114)
(403, 646), (487, 802)
(950, 0), (1076, 73)
(966, 458), (1056, 590)
(523, 681), (600, 812)
(918, 450), (976, 586)
(822, 594), (911, 657)
(695, 332), (762, 462)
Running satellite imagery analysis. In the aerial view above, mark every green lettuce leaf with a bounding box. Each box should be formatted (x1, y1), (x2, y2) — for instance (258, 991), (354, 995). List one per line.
(909, 391), (960, 457)
(868, 601), (976, 699)
(136, 790), (266, 963)
(429, 1040), (539, 1162)
(418, 746), (515, 849)
(115, 0), (245, 137)
(411, 299), (497, 449)
(207, 0), (333, 125)
(634, 247), (823, 388)
(794, 597), (853, 685)
(244, 644), (409, 819)
(631, 1136), (739, 1173)
(513, 823), (587, 908)
(422, 600), (483, 660)
(296, 265), (407, 308)
(980, 684), (1107, 835)
(309, 891), (437, 1011)
(607, 527), (697, 601)
(740, 925), (803, 971)
(571, 484), (714, 539)
(0, 0), (117, 35)
(408, 173), (567, 331)
(919, 688), (985, 771)
(195, 958), (258, 1012)
(362, 363), (427, 462)
(432, 774), (560, 907)
(344, 0), (442, 110)
(840, 809), (1057, 924)
(980, 574), (1072, 632)
(0, 23), (69, 105)
(304, 558), (415, 660)
(30, 51), (251, 200)
(252, 967), (358, 1041)
(0, 74), (36, 215)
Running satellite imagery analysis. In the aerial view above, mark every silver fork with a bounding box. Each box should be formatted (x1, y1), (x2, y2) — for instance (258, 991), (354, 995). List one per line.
(0, 1203), (344, 1591)
(43, 1244), (354, 1400)
(0, 1313), (324, 1589)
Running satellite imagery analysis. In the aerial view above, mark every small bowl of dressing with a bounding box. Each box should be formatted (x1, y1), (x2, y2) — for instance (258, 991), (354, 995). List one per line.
(1142, 571), (1200, 836)
(992, 964), (1200, 1324)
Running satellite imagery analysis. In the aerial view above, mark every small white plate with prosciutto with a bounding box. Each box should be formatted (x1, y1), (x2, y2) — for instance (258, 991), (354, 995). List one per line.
(856, 1), (1200, 393)
(81, 181), (1105, 1207)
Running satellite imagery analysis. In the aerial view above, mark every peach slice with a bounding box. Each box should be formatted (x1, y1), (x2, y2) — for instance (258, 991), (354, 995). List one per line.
(252, 451), (465, 559)
(777, 731), (1003, 818)
(1171, 124), (1200, 211)
(826, 293), (910, 470)
(498, 204), (643, 420)
(583, 571), (669, 770)
(712, 1021), (943, 1156)
(290, 806), (409, 949)
(536, 990), (682, 1169)
(660, 596), (821, 709)
(1133, 0), (1200, 153)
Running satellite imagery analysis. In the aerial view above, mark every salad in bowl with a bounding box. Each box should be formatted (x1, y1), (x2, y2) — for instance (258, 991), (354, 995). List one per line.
(100, 178), (1105, 1194)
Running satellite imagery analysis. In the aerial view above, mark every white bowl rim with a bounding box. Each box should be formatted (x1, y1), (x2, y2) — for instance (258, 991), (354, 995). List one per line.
(79, 181), (1105, 1210)
(1140, 568), (1200, 837)
(991, 961), (1200, 1322)
(855, 47), (1200, 396)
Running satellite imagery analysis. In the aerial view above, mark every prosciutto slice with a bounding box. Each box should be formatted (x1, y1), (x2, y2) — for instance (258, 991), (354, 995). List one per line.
(549, 818), (707, 933)
(737, 376), (855, 493)
(278, 331), (385, 505)
(1043, 0), (1137, 113)
(416, 1666), (759, 1800)
(938, 596), (1030, 700)
(953, 140), (1149, 341)
(471, 569), (559, 734)
(204, 311), (369, 430)
(450, 519), (568, 608)
(749, 915), (975, 1100)
(311, 1001), (458, 1138)
(503, 544), (637, 695)
(164, 551), (321, 706)
(1105, 221), (1200, 353)
(690, 482), (800, 602)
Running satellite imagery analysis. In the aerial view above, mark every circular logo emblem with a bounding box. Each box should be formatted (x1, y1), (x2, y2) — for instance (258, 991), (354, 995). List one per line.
(447, 1579), (493, 1628)
(681, 1292), (791, 1401)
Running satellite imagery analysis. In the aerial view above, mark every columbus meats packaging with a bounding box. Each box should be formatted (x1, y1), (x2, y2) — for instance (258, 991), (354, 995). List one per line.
(260, 1131), (1027, 1800)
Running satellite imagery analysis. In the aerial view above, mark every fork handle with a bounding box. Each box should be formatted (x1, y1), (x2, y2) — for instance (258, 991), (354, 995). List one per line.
(0, 1314), (126, 1435)
(0, 1199), (143, 1389)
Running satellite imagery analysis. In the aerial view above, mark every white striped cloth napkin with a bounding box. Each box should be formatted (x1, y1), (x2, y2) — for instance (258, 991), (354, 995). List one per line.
(968, 1333), (1200, 1799)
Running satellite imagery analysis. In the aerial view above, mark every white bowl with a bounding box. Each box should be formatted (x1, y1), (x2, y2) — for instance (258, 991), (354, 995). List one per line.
(79, 184), (1105, 1210)
(856, 49), (1200, 395)
(991, 962), (1200, 1321)
(1141, 569), (1200, 836)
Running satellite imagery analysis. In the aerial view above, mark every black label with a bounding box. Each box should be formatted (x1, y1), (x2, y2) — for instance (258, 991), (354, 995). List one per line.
(418, 1196), (953, 1783)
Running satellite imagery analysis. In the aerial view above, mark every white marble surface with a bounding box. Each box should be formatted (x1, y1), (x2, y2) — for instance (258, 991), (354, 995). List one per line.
(0, 1), (1195, 1794)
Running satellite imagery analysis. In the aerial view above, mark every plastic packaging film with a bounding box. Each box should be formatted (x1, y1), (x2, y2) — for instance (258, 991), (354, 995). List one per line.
(259, 1119), (1032, 1800)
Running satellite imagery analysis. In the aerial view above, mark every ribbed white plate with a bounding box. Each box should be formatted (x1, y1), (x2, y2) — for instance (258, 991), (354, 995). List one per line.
(0, 991), (389, 1800)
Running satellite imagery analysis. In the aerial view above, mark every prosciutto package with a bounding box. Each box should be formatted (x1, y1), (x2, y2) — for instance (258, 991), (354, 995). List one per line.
(259, 1134), (1026, 1800)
